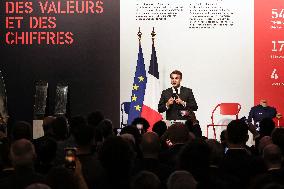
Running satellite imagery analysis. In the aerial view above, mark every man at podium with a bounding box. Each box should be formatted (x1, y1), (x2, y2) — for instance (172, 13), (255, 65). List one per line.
(158, 70), (198, 121)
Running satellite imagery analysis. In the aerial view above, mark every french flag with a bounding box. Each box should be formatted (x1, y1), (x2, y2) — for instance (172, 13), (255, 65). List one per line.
(141, 40), (163, 130)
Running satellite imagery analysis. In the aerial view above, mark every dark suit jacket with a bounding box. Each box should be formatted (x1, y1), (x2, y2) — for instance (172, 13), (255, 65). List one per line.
(158, 86), (198, 120)
(248, 105), (277, 123)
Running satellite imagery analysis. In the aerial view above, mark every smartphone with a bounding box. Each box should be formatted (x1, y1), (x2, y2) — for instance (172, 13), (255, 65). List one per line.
(224, 147), (229, 154)
(240, 116), (248, 124)
(64, 147), (76, 170)
(136, 124), (143, 130)
(116, 128), (122, 136)
(166, 139), (173, 147)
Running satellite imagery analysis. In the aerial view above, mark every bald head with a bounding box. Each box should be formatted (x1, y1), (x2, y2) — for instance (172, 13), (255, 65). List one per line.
(121, 133), (136, 145)
(10, 139), (36, 167)
(258, 136), (272, 154)
(26, 183), (51, 189)
(167, 170), (197, 189)
(141, 132), (160, 156)
(43, 116), (56, 126)
(131, 171), (161, 189)
(263, 144), (282, 168)
(260, 99), (268, 107)
(167, 123), (189, 144)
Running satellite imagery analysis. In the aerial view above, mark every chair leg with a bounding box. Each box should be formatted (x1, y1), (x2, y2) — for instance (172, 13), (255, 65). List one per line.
(207, 126), (209, 138)
(213, 126), (216, 139)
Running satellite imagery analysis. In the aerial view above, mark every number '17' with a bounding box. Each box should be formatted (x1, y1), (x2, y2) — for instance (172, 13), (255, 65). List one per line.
(272, 41), (284, 52)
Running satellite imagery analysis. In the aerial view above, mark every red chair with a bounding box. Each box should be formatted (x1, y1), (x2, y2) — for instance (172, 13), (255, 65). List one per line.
(207, 103), (241, 139)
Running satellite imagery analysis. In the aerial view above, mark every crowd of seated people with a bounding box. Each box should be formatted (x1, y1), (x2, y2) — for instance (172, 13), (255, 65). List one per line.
(0, 110), (284, 189)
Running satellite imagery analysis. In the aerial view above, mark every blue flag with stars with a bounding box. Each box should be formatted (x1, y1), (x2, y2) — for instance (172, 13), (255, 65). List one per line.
(127, 42), (147, 125)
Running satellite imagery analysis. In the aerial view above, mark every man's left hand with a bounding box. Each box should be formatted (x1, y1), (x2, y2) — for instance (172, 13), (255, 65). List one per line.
(175, 97), (185, 106)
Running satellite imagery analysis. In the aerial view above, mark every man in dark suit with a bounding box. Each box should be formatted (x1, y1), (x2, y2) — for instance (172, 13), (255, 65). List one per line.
(219, 120), (263, 188)
(158, 70), (198, 120)
(248, 99), (277, 124)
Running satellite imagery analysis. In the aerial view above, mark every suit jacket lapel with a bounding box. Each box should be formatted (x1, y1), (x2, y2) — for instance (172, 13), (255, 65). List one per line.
(164, 88), (172, 99)
(179, 86), (184, 99)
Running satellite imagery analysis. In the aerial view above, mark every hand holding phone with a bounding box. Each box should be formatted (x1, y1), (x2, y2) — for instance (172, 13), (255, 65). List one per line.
(64, 147), (76, 170)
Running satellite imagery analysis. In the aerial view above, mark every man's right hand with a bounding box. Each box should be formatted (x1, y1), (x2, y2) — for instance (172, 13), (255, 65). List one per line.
(166, 97), (174, 108)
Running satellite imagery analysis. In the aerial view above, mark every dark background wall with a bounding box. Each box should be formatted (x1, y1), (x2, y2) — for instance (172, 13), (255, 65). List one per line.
(0, 0), (120, 126)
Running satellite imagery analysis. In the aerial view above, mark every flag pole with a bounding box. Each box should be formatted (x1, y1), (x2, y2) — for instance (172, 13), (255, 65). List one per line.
(137, 27), (142, 43)
(127, 27), (147, 125)
(151, 27), (156, 44)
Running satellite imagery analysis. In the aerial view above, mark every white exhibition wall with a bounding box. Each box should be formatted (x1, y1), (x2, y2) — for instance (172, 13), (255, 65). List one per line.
(120, 0), (254, 139)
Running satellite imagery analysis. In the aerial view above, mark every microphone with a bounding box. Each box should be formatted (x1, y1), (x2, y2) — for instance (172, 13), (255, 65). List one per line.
(175, 88), (178, 95)
(172, 87), (178, 100)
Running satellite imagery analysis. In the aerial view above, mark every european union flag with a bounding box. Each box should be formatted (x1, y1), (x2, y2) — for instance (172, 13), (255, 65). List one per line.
(127, 42), (147, 125)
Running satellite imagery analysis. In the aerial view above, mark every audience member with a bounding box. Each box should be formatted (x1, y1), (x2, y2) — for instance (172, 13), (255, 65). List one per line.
(184, 112), (202, 138)
(133, 132), (172, 187)
(25, 183), (51, 189)
(131, 171), (161, 189)
(121, 125), (143, 159)
(220, 129), (227, 149)
(33, 116), (57, 175)
(0, 139), (44, 189)
(52, 116), (69, 141)
(99, 136), (135, 189)
(160, 123), (189, 167)
(69, 116), (87, 138)
(11, 121), (32, 141)
(42, 116), (56, 137)
(250, 144), (284, 189)
(74, 125), (106, 189)
(263, 144), (282, 171)
(2, 110), (284, 189)
(167, 170), (197, 189)
(152, 121), (167, 138)
(132, 117), (150, 134)
(259, 118), (276, 137)
(258, 136), (273, 154)
(121, 133), (136, 145)
(206, 139), (224, 170)
(97, 119), (114, 141)
(87, 111), (104, 127)
(178, 139), (210, 185)
(87, 111), (105, 150)
(220, 120), (265, 188)
(52, 116), (76, 166)
(121, 133), (137, 158)
(271, 128), (284, 156)
(34, 137), (57, 175)
(46, 160), (88, 189)
(0, 136), (13, 179)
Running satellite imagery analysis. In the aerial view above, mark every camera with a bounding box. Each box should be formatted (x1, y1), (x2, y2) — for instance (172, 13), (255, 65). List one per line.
(240, 116), (249, 125)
